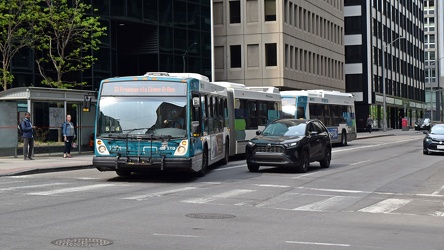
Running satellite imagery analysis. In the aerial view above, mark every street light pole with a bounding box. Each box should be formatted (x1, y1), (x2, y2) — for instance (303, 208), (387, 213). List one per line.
(182, 42), (198, 73)
(382, 36), (405, 132)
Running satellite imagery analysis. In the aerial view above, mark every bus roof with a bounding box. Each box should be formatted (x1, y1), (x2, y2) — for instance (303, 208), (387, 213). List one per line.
(281, 90), (354, 99)
(213, 82), (279, 93)
(102, 72), (210, 83)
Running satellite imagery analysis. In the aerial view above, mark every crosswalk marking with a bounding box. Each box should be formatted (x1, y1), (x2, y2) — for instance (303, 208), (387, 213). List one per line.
(182, 189), (254, 204)
(0, 183), (66, 192)
(358, 198), (411, 213)
(27, 184), (116, 196)
(123, 187), (198, 201)
(294, 196), (358, 212)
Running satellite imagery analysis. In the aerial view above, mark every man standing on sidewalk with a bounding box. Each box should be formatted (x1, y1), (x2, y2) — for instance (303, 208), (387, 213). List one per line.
(21, 112), (36, 160)
(366, 115), (373, 133)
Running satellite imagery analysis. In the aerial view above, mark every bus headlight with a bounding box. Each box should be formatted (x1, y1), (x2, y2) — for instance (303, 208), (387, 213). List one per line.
(96, 139), (110, 155)
(174, 140), (188, 156)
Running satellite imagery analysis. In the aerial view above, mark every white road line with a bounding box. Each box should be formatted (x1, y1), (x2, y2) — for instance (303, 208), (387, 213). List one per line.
(349, 160), (371, 165)
(0, 180), (27, 185)
(292, 171), (321, 179)
(254, 184), (290, 188)
(255, 192), (297, 208)
(153, 233), (202, 238)
(182, 189), (254, 204)
(0, 183), (67, 191)
(334, 138), (419, 153)
(358, 198), (411, 213)
(431, 184), (444, 196)
(286, 241), (350, 247)
(27, 184), (116, 196)
(299, 187), (369, 194)
(293, 196), (358, 212)
(123, 187), (198, 201)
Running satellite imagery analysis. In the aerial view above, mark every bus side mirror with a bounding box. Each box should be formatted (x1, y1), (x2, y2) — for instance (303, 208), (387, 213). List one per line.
(191, 121), (200, 135)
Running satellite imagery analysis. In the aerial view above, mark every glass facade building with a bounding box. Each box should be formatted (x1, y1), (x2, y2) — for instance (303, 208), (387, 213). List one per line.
(8, 0), (212, 91)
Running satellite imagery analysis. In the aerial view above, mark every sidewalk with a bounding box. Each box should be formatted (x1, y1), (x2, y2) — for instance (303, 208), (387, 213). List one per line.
(0, 129), (424, 177)
(0, 152), (94, 177)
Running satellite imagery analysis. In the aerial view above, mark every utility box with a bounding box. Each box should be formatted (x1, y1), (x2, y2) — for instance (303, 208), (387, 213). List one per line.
(402, 118), (409, 131)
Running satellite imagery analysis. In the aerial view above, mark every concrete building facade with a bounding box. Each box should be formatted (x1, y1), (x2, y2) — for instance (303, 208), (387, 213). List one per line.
(213, 0), (345, 91)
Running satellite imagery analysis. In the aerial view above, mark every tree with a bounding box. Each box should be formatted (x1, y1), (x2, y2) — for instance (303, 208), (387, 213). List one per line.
(34, 0), (106, 89)
(0, 0), (41, 91)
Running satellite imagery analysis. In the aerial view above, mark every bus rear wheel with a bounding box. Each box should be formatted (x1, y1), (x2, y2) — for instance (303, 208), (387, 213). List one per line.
(341, 131), (347, 146)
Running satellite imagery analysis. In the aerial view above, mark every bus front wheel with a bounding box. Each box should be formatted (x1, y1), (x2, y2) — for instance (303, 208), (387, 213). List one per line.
(196, 147), (208, 177)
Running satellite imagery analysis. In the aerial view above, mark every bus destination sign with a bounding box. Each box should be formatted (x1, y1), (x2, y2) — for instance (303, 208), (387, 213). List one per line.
(102, 81), (187, 96)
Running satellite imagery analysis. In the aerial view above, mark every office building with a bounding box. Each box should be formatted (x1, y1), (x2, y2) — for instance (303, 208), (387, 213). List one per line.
(213, 0), (345, 91)
(344, 0), (425, 130)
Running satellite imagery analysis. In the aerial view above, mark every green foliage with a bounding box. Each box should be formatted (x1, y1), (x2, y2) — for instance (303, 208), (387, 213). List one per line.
(34, 0), (106, 89)
(0, 0), (41, 91)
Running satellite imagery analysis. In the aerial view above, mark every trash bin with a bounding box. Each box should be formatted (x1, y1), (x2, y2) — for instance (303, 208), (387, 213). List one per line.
(402, 118), (409, 131)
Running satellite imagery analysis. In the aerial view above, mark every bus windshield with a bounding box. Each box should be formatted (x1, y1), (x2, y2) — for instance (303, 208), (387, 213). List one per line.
(97, 96), (187, 138)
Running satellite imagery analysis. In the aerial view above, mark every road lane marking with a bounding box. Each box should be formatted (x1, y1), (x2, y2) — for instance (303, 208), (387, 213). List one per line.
(292, 171), (321, 179)
(299, 187), (368, 194)
(27, 184), (116, 196)
(431, 184), (444, 196)
(123, 187), (198, 201)
(182, 189), (254, 204)
(293, 196), (358, 212)
(358, 198), (410, 213)
(0, 183), (67, 191)
(254, 184), (290, 188)
(153, 233), (202, 238)
(286, 241), (350, 247)
(349, 160), (371, 165)
(254, 192), (298, 208)
(333, 138), (420, 153)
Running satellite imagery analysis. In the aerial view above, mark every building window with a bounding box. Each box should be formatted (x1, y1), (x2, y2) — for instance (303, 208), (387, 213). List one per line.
(230, 45), (241, 68)
(230, 1), (241, 24)
(247, 44), (259, 67)
(264, 0), (276, 21)
(265, 43), (277, 66)
(214, 2), (224, 25)
(345, 45), (363, 63)
(345, 16), (362, 35)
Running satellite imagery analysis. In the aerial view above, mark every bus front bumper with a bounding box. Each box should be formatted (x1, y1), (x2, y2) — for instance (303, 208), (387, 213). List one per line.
(93, 156), (193, 172)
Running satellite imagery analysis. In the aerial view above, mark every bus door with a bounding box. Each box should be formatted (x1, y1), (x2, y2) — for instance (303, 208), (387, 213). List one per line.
(191, 93), (203, 154)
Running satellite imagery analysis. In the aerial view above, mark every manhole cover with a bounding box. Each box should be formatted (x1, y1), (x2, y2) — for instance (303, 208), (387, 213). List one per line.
(51, 238), (113, 247)
(186, 213), (236, 219)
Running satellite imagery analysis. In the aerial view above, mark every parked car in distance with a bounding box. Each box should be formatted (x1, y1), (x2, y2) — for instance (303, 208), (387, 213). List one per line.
(423, 124), (444, 155)
(245, 119), (332, 173)
(415, 118), (431, 131)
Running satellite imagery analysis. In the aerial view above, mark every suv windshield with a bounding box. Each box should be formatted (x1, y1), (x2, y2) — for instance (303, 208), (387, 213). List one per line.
(263, 121), (306, 136)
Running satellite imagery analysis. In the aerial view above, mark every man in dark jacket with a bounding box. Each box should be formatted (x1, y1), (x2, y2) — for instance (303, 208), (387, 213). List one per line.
(21, 112), (36, 160)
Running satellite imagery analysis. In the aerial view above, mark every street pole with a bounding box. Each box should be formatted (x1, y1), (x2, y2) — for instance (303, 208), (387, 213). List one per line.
(182, 42), (198, 73)
(382, 36), (405, 132)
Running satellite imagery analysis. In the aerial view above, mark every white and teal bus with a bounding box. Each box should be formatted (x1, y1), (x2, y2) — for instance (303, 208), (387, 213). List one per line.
(280, 90), (356, 145)
(213, 82), (281, 156)
(93, 72), (229, 177)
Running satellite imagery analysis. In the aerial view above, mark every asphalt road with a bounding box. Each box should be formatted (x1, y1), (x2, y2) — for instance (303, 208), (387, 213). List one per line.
(1, 132), (444, 250)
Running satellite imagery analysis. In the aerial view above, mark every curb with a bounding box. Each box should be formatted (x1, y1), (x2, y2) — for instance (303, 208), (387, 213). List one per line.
(356, 133), (396, 140)
(0, 165), (94, 177)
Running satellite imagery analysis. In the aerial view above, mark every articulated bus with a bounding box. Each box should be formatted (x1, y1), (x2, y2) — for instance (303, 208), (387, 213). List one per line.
(213, 82), (281, 156)
(93, 72), (229, 177)
(280, 90), (356, 145)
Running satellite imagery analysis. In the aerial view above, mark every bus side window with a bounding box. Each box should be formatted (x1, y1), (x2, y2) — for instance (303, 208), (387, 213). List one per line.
(191, 93), (202, 135)
(247, 101), (258, 129)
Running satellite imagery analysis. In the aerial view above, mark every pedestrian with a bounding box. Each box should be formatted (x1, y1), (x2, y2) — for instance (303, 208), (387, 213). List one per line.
(21, 112), (36, 160)
(62, 114), (76, 158)
(366, 115), (373, 133)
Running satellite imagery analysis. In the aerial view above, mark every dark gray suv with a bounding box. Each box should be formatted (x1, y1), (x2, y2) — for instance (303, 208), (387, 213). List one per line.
(245, 119), (332, 173)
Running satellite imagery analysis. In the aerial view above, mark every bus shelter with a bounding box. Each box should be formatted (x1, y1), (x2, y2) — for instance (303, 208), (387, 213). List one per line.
(0, 87), (96, 157)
